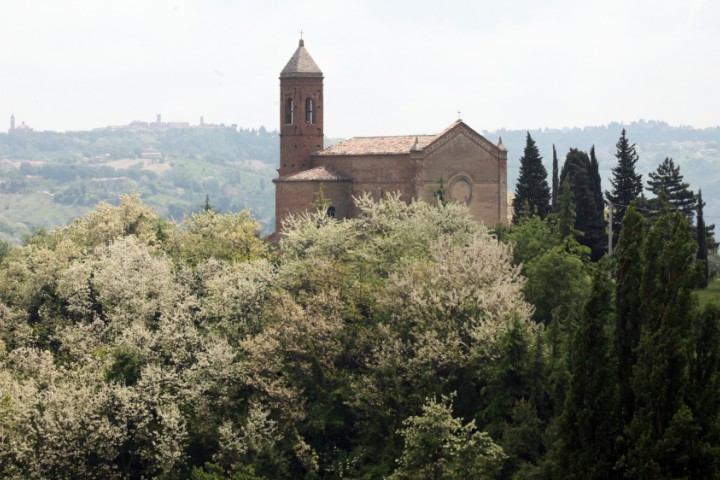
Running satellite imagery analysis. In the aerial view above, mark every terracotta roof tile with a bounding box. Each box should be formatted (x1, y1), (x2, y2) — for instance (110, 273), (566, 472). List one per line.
(277, 165), (351, 182)
(317, 134), (437, 156)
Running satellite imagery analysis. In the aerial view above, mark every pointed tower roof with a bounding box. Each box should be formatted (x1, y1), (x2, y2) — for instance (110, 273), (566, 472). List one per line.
(280, 39), (323, 78)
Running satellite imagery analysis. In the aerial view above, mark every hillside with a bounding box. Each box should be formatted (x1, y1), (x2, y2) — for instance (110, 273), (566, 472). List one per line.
(0, 120), (718, 243)
(0, 127), (278, 242)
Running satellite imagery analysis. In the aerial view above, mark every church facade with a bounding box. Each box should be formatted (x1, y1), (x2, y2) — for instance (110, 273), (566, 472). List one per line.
(273, 39), (508, 232)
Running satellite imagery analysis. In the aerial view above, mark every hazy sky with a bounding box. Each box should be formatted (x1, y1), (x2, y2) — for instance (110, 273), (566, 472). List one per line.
(1, 0), (718, 137)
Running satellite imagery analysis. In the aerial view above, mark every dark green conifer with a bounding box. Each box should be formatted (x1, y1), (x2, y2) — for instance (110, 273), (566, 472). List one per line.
(606, 129), (643, 246)
(480, 315), (532, 436)
(551, 144), (559, 212)
(513, 132), (551, 223)
(614, 205), (645, 427)
(589, 146), (603, 208)
(557, 177), (577, 242)
(697, 190), (709, 288)
(646, 157), (695, 221)
(625, 212), (699, 479)
(203, 194), (214, 212)
(555, 264), (619, 480)
(688, 304), (720, 478)
(560, 148), (606, 260)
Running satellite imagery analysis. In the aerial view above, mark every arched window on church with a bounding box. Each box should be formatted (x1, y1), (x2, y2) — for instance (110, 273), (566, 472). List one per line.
(327, 205), (336, 218)
(305, 97), (314, 124)
(285, 98), (294, 124)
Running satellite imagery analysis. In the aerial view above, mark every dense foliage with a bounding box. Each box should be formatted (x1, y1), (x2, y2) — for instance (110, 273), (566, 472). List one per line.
(0, 194), (540, 478)
(1, 127), (719, 478)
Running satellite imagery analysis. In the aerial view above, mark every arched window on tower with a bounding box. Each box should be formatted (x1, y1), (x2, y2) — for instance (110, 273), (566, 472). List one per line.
(285, 98), (294, 124)
(305, 97), (314, 124)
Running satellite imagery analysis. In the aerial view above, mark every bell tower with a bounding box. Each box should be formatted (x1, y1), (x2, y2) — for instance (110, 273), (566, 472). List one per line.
(278, 38), (324, 177)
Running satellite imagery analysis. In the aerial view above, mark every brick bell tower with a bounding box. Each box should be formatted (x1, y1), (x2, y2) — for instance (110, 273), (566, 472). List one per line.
(278, 38), (324, 177)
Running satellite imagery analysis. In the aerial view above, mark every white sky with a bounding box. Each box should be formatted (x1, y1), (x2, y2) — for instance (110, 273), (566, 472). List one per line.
(1, 0), (718, 137)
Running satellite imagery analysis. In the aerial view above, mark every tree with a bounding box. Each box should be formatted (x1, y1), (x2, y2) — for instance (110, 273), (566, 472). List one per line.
(503, 214), (559, 268)
(555, 264), (619, 480)
(698, 190), (709, 288)
(168, 210), (270, 265)
(614, 205), (645, 427)
(522, 246), (591, 326)
(310, 182), (330, 212)
(203, 194), (215, 212)
(688, 305), (720, 478)
(560, 148), (606, 261)
(695, 189), (719, 255)
(588, 146), (604, 216)
(432, 177), (447, 205)
(551, 144), (559, 212)
(512, 132), (551, 223)
(557, 177), (577, 242)
(389, 395), (505, 480)
(625, 213), (700, 479)
(646, 157), (695, 221)
(606, 129), (643, 246)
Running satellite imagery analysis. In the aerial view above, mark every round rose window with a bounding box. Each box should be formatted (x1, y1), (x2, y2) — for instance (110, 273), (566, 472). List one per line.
(449, 176), (473, 204)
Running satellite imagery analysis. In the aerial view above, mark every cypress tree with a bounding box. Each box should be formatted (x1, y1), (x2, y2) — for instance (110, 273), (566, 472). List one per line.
(606, 129), (643, 247)
(513, 132), (551, 223)
(625, 212), (699, 479)
(589, 146), (604, 209)
(552, 144), (559, 212)
(560, 148), (606, 261)
(697, 190), (709, 288)
(203, 194), (214, 212)
(588, 146), (607, 257)
(615, 205), (645, 427)
(480, 315), (533, 436)
(688, 304), (720, 478)
(555, 264), (620, 480)
(646, 157), (695, 222)
(557, 177), (577, 241)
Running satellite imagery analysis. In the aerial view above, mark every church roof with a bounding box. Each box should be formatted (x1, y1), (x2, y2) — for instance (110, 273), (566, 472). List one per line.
(280, 39), (323, 78)
(317, 134), (438, 156)
(276, 165), (351, 182)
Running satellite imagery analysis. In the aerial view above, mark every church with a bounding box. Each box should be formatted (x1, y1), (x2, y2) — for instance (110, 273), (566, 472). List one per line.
(273, 39), (508, 232)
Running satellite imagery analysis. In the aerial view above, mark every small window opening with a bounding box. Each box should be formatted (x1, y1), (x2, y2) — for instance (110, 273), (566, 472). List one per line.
(305, 97), (314, 124)
(285, 98), (294, 124)
(327, 206), (336, 218)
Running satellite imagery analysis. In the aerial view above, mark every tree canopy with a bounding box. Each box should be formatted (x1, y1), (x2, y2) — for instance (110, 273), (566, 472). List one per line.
(512, 132), (551, 222)
(606, 129), (643, 246)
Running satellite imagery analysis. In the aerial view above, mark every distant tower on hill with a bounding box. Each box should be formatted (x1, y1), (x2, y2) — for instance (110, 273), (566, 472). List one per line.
(200, 115), (204, 126)
(156, 113), (162, 126)
(10, 114), (15, 132)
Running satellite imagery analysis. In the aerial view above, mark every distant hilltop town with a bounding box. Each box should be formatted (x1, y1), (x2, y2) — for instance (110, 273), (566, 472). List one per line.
(7, 113), (233, 133)
(7, 114), (33, 133)
(97, 114), (231, 132)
